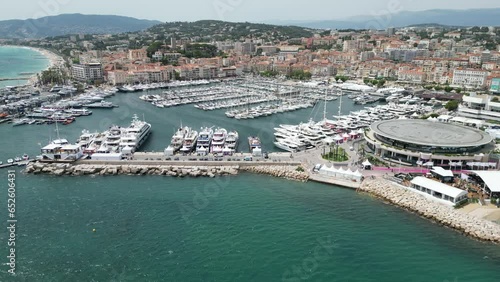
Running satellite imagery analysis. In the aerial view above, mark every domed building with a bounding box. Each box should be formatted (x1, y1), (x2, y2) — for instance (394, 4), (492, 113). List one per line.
(364, 120), (494, 166)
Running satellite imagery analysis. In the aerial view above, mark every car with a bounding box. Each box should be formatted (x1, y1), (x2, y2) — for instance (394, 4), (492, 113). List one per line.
(165, 157), (171, 160)
(174, 157), (180, 161)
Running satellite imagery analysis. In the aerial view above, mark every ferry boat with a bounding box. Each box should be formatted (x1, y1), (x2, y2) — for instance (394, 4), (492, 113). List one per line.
(179, 128), (198, 153)
(118, 114), (152, 153)
(196, 127), (214, 155)
(211, 128), (227, 154)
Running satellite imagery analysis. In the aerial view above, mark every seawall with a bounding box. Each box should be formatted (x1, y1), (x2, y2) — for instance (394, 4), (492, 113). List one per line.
(24, 161), (308, 181)
(359, 178), (500, 243)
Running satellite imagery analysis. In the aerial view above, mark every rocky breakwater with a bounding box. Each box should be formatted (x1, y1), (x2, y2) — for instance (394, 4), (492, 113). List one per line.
(359, 178), (500, 243)
(241, 165), (309, 182)
(25, 162), (239, 178)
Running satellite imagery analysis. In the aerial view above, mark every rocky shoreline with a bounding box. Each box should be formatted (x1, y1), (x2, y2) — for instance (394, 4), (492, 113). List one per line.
(240, 165), (309, 182)
(359, 178), (500, 243)
(24, 162), (309, 181)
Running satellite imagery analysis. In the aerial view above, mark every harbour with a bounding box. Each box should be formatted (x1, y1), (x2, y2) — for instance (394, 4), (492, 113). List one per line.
(1, 14), (500, 279)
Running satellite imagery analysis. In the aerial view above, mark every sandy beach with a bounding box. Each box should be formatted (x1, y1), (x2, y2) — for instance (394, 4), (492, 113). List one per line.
(26, 46), (65, 85)
(0, 45), (66, 86)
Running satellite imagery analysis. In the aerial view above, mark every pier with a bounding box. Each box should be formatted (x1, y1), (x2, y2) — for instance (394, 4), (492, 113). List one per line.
(0, 77), (30, 81)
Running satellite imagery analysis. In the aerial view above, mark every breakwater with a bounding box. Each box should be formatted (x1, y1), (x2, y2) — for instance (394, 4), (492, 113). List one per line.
(359, 178), (500, 243)
(240, 165), (309, 182)
(24, 161), (308, 181)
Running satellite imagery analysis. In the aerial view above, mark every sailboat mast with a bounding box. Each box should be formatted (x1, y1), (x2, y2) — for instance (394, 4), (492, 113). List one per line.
(323, 89), (327, 121)
(338, 89), (343, 117)
(55, 120), (60, 140)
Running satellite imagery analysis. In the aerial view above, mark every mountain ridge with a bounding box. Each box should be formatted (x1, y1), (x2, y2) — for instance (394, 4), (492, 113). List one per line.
(272, 8), (500, 29)
(0, 13), (162, 39)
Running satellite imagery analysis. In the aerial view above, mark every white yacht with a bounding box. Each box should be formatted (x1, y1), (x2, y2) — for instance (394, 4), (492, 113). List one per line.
(104, 126), (123, 152)
(211, 128), (227, 154)
(225, 131), (239, 154)
(83, 133), (106, 155)
(196, 127), (214, 155)
(39, 139), (84, 162)
(76, 130), (97, 149)
(179, 128), (199, 153)
(274, 138), (307, 153)
(169, 126), (189, 153)
(118, 114), (152, 152)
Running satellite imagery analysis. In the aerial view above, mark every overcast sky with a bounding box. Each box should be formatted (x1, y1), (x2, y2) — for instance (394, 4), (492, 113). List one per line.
(1, 0), (499, 22)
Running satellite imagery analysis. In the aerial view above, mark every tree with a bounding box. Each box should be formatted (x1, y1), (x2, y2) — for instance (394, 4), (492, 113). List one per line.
(444, 86), (453, 93)
(146, 41), (163, 58)
(444, 100), (459, 111)
(434, 86), (443, 91)
(492, 97), (499, 102)
(40, 67), (67, 85)
(470, 26), (481, 32)
(377, 79), (386, 88)
(455, 88), (462, 93)
(287, 70), (312, 80)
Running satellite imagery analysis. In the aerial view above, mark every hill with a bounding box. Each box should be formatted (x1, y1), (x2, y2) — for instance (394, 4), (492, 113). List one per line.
(147, 20), (317, 42)
(284, 8), (500, 29)
(0, 14), (162, 39)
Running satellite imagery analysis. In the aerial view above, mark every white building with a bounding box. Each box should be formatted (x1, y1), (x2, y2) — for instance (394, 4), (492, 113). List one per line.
(458, 94), (500, 122)
(452, 69), (488, 88)
(71, 63), (103, 82)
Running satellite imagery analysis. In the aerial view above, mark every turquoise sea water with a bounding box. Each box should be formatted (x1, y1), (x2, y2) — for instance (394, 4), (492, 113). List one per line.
(0, 74), (500, 280)
(0, 46), (50, 88)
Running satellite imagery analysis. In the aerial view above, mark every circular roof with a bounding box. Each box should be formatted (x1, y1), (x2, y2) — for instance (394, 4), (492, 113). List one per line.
(370, 120), (493, 147)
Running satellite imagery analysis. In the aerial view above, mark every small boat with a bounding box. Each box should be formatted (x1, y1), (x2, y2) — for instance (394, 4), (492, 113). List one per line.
(7, 159), (14, 164)
(14, 157), (22, 162)
(22, 154), (29, 161)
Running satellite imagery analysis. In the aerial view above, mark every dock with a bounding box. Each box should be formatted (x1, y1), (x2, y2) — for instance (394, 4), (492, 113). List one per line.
(0, 160), (32, 170)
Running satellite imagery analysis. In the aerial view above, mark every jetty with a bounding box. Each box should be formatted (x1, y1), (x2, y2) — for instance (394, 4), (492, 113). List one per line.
(0, 77), (30, 81)
(24, 157), (309, 181)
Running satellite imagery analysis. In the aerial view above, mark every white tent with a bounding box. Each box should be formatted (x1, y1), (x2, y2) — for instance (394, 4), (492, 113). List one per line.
(318, 165), (363, 181)
(362, 160), (372, 170)
(431, 167), (454, 179)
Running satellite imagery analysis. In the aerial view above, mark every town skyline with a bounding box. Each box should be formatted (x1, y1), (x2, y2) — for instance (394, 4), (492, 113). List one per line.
(2, 0), (500, 23)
